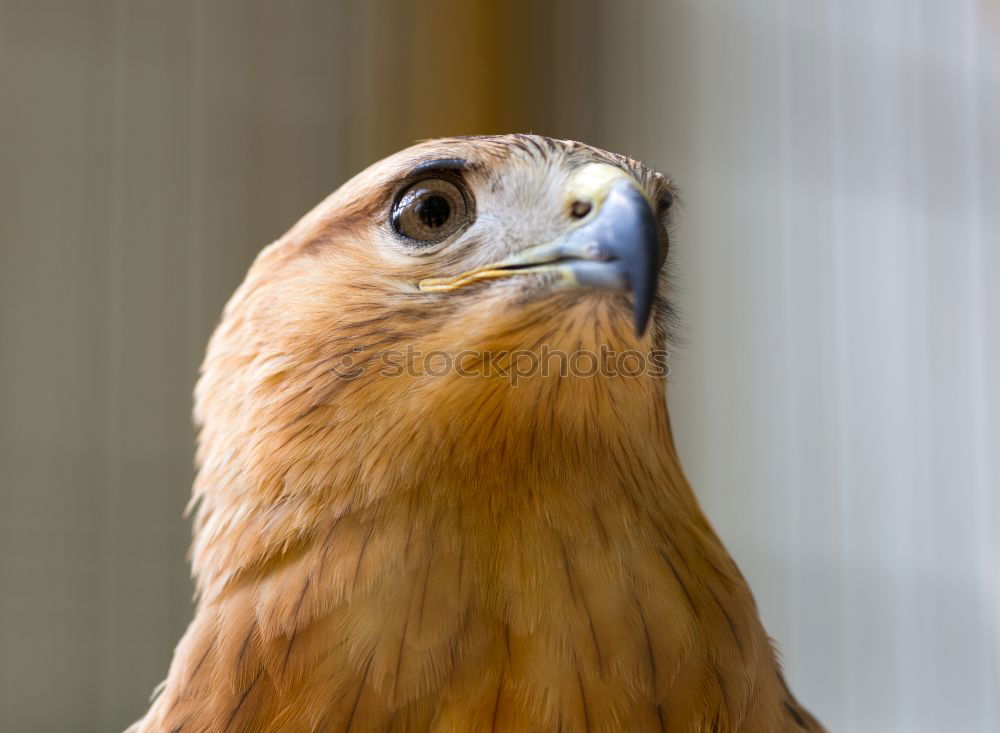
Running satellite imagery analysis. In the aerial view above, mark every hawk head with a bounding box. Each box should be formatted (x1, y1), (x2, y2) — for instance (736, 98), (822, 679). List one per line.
(192, 134), (677, 595)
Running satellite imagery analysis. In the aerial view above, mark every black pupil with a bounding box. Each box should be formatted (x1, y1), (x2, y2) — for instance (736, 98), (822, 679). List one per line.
(416, 194), (450, 229)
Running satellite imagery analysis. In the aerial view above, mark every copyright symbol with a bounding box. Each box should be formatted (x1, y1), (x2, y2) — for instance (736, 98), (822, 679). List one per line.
(330, 346), (365, 379)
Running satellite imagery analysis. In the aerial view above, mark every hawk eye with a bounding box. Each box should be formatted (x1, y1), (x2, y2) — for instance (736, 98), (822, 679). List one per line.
(392, 178), (470, 243)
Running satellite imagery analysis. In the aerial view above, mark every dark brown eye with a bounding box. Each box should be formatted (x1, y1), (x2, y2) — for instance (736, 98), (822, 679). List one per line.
(392, 178), (470, 243)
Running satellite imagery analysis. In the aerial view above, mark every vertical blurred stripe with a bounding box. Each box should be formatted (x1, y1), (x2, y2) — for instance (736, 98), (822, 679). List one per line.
(337, 0), (613, 165)
(344, 0), (510, 160)
(338, 0), (593, 164)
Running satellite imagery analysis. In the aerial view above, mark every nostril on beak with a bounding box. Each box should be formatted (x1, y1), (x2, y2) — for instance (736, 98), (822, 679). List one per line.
(569, 199), (592, 219)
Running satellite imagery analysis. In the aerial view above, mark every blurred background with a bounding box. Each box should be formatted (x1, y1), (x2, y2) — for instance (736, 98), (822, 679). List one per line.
(1, 1), (998, 731)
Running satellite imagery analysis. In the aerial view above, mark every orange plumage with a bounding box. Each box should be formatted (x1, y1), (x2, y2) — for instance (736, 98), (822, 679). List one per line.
(130, 135), (825, 732)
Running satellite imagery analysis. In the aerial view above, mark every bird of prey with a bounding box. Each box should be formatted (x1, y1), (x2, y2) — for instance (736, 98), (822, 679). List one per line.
(130, 135), (825, 732)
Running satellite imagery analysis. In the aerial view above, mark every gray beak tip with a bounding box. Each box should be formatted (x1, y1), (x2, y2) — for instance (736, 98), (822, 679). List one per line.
(608, 184), (658, 338)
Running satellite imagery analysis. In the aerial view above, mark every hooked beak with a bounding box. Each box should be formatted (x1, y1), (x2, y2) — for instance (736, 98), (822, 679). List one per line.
(418, 164), (660, 336)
